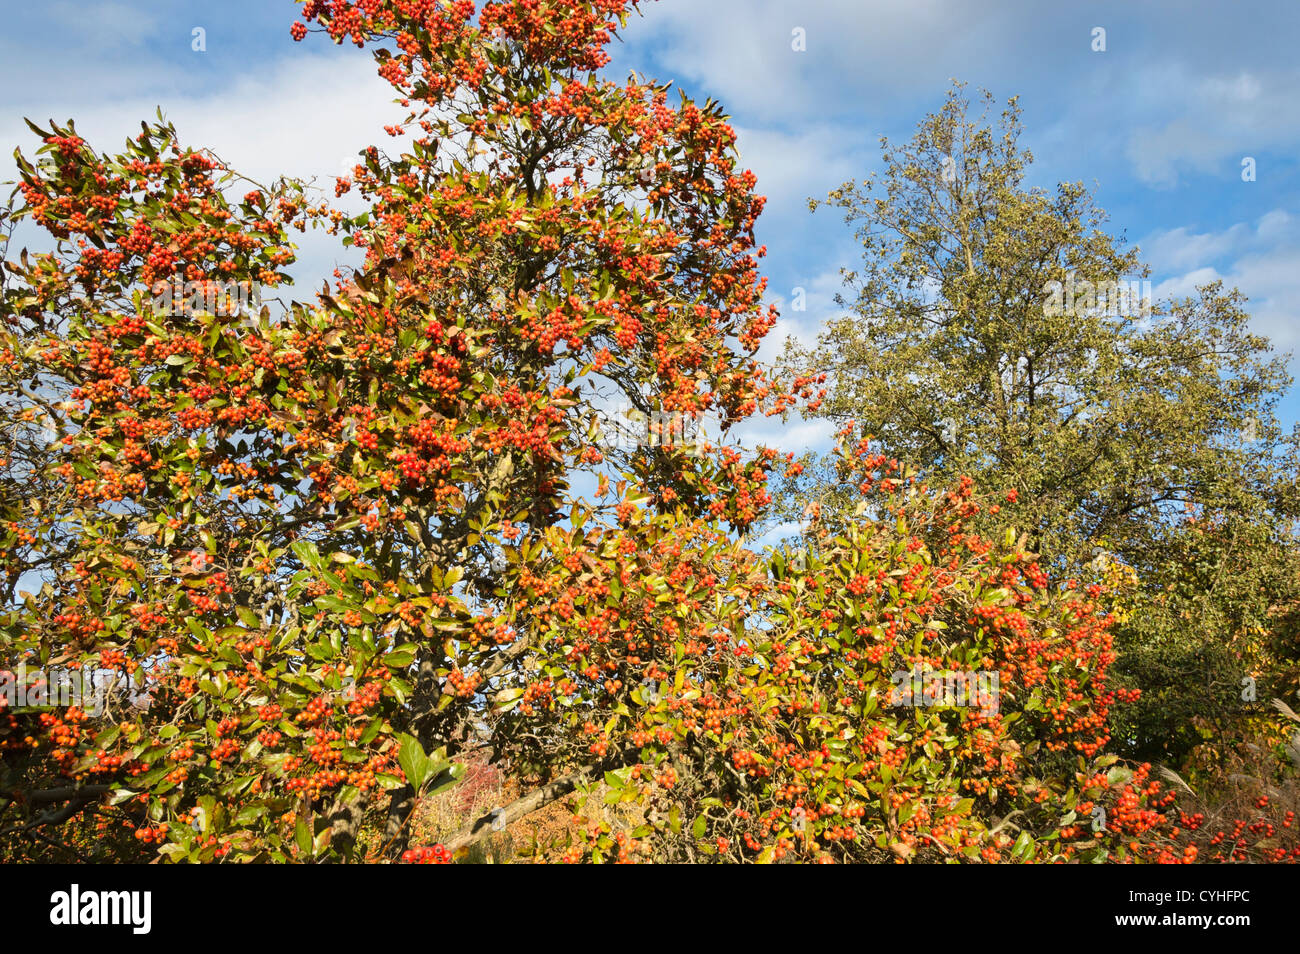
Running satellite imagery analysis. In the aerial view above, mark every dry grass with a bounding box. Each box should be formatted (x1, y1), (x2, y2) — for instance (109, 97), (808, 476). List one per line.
(1162, 700), (1300, 862)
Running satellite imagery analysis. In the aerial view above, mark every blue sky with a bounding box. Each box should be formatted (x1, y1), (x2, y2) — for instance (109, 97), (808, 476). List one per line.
(3, 0), (1299, 447)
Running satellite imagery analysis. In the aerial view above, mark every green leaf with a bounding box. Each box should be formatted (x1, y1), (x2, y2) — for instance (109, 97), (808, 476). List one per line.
(396, 732), (431, 788)
(291, 540), (321, 570)
(1011, 830), (1034, 860)
(295, 816), (312, 856)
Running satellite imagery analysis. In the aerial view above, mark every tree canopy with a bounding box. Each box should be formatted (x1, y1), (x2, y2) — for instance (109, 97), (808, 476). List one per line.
(0, 7), (1295, 865)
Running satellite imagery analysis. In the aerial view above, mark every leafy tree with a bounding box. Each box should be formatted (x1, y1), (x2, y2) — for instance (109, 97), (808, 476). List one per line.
(0, 0), (779, 862)
(781, 84), (1300, 767)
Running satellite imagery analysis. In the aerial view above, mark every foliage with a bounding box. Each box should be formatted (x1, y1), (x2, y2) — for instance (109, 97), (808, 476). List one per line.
(780, 83), (1300, 770)
(0, 0), (779, 862)
(0, 4), (1294, 865)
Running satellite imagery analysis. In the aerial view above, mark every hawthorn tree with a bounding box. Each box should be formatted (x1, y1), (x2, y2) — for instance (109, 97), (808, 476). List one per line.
(0, 0), (782, 862)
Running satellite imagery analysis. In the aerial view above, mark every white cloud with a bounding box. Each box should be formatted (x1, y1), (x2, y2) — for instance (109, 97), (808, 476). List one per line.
(1, 53), (400, 190)
(1146, 211), (1300, 356)
(618, 1), (1300, 192)
(1140, 224), (1248, 272)
(1256, 209), (1292, 240)
(734, 123), (870, 218)
(1123, 66), (1300, 187)
(1226, 250), (1300, 355)
(1201, 71), (1263, 104)
(625, 0), (1032, 119)
(1125, 118), (1231, 189)
(1, 51), (405, 291)
(1152, 267), (1221, 303)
